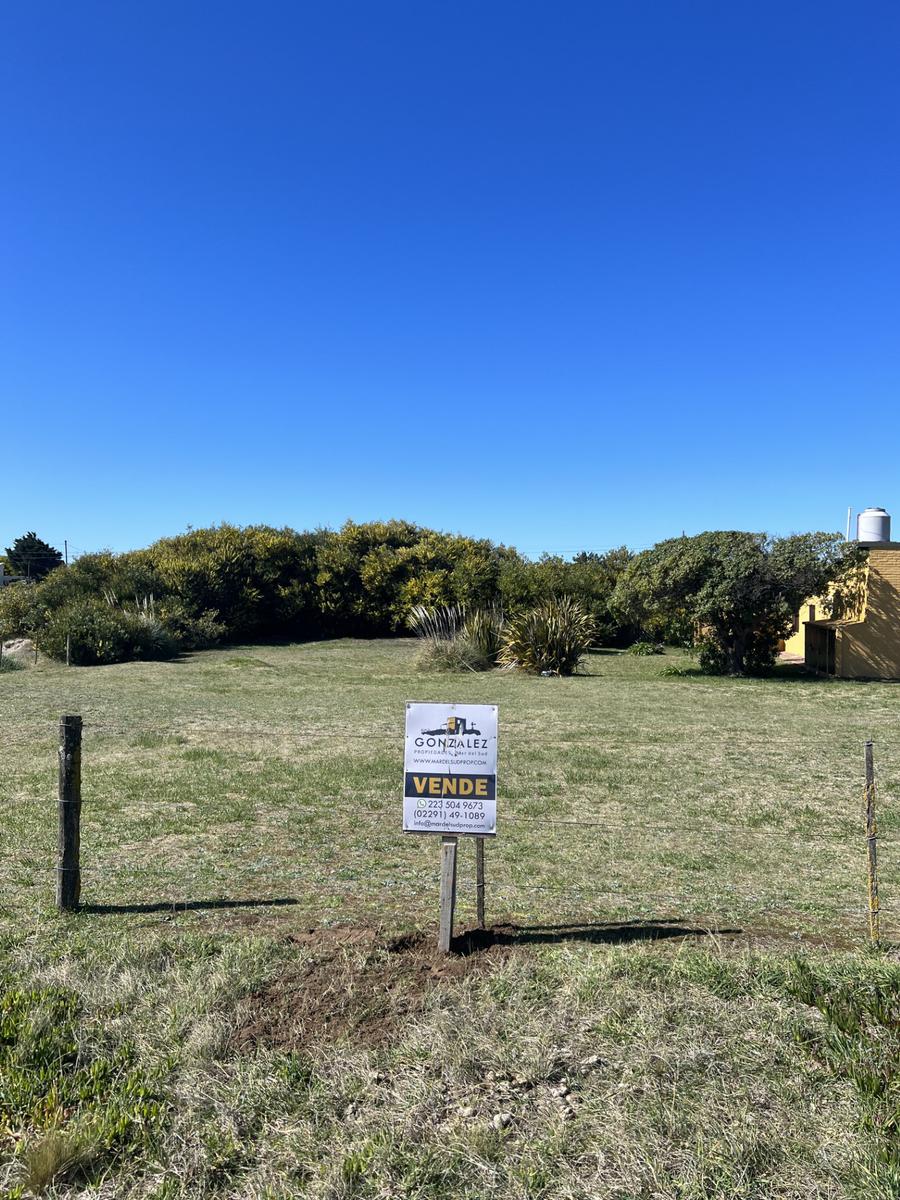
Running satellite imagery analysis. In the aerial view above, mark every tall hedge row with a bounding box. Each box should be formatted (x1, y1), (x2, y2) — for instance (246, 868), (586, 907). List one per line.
(0, 521), (635, 663)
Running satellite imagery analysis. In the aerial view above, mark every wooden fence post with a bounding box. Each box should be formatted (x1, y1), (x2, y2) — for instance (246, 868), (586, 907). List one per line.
(865, 739), (880, 944)
(475, 837), (486, 929)
(57, 715), (83, 911)
(438, 836), (458, 952)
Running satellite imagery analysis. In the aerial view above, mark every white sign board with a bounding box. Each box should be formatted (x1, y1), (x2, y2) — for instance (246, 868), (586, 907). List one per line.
(403, 702), (498, 836)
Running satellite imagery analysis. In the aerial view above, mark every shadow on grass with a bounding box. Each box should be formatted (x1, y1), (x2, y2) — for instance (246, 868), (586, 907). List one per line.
(452, 918), (739, 954)
(80, 897), (299, 915)
(767, 664), (821, 682)
(772, 666), (900, 685)
(656, 664), (856, 684)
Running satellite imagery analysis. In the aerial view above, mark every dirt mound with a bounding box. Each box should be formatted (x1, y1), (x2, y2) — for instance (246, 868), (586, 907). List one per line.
(228, 918), (746, 1055)
(229, 924), (510, 1053)
(2, 637), (34, 660)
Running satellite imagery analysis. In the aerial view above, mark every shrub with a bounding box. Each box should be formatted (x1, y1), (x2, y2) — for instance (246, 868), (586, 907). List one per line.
(38, 600), (131, 664)
(1, 522), (644, 664)
(0, 581), (46, 641)
(37, 598), (178, 665)
(0, 654), (25, 672)
(128, 612), (180, 661)
(498, 548), (636, 646)
(463, 606), (505, 663)
(409, 604), (498, 672)
(415, 634), (494, 673)
(147, 524), (325, 641)
(498, 597), (595, 675)
(155, 598), (226, 650)
(319, 522), (510, 635)
(408, 603), (466, 641)
(626, 640), (665, 656)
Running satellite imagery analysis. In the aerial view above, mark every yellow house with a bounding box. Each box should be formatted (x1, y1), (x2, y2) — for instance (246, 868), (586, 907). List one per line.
(784, 543), (900, 678)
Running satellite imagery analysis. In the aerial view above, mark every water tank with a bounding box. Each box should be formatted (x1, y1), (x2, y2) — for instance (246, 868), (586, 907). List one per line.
(857, 507), (892, 543)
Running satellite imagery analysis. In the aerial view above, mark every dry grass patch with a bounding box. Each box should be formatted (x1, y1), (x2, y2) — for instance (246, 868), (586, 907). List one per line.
(2, 915), (899, 1198)
(4, 639), (900, 1195)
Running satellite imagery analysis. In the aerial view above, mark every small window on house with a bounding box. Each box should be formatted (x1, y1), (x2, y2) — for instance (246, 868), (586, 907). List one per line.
(791, 611), (799, 633)
(808, 604), (816, 623)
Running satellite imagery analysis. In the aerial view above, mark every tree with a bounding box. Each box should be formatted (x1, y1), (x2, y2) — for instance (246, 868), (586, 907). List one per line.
(611, 530), (865, 675)
(5, 531), (63, 580)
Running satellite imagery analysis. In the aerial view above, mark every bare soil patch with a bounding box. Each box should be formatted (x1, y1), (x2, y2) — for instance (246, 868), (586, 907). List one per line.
(229, 924), (511, 1053)
(227, 918), (743, 1055)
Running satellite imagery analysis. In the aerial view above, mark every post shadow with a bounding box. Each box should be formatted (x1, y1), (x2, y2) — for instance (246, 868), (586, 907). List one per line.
(450, 917), (741, 954)
(79, 896), (300, 915)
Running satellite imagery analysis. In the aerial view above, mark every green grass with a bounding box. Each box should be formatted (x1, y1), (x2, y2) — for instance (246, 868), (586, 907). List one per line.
(2, 640), (898, 935)
(3, 640), (900, 1196)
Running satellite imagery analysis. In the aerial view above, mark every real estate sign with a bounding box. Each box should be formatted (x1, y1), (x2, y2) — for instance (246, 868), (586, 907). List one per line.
(403, 702), (498, 836)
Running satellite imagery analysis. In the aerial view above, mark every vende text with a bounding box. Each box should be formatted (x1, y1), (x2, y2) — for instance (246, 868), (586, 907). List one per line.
(404, 772), (496, 800)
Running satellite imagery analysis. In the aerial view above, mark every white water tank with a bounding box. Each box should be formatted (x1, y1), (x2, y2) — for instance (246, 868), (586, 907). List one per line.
(857, 507), (892, 543)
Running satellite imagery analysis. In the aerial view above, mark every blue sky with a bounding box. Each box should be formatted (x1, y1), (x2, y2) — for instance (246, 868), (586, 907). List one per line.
(3, 2), (899, 559)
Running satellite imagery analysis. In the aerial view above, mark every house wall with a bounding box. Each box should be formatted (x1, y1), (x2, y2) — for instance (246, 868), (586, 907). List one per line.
(838, 547), (900, 678)
(783, 597), (826, 657)
(784, 547), (900, 678)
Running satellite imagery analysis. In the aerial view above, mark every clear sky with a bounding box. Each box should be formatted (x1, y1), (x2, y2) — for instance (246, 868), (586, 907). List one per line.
(3, 2), (899, 559)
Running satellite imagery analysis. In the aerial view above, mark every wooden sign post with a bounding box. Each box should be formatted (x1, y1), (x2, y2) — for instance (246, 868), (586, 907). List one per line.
(865, 739), (880, 944)
(475, 837), (486, 928)
(439, 836), (458, 952)
(403, 703), (498, 952)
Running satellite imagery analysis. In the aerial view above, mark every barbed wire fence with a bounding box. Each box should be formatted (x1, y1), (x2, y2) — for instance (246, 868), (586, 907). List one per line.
(1, 714), (893, 946)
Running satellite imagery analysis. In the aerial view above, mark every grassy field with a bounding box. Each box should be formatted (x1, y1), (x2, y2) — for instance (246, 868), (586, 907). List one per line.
(3, 641), (900, 1197)
(3, 639), (900, 936)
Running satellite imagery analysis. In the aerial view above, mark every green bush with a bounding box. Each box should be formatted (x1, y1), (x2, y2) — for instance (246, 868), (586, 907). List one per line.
(36, 551), (164, 614)
(128, 612), (180, 661)
(147, 525), (326, 641)
(320, 522), (509, 635)
(626, 640), (665, 656)
(4, 522), (643, 665)
(37, 599), (178, 665)
(498, 548), (636, 646)
(155, 598), (226, 650)
(0, 654), (25, 672)
(0, 581), (46, 641)
(498, 597), (595, 675)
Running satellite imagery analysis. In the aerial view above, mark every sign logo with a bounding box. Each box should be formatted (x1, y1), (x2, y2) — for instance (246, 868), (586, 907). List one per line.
(420, 716), (482, 737)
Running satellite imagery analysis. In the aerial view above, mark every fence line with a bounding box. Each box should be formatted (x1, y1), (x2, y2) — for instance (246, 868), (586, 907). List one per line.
(1, 863), (879, 917)
(3, 787), (891, 848)
(8, 716), (895, 744)
(2, 717), (895, 944)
